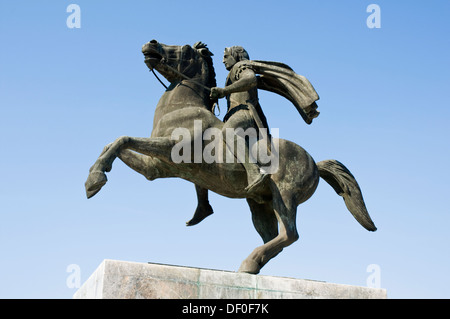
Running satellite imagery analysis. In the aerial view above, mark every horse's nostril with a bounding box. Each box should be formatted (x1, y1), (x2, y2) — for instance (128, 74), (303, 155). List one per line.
(150, 39), (158, 44)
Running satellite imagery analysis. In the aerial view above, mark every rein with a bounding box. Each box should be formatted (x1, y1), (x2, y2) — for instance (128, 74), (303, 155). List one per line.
(151, 68), (168, 90)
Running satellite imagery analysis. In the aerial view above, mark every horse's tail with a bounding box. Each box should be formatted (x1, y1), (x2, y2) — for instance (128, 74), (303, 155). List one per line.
(316, 160), (377, 232)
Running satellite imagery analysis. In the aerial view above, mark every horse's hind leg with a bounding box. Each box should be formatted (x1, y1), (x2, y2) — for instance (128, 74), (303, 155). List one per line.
(239, 187), (298, 274)
(247, 198), (278, 244)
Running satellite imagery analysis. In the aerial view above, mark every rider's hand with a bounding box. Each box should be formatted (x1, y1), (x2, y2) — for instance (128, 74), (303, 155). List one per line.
(210, 87), (226, 99)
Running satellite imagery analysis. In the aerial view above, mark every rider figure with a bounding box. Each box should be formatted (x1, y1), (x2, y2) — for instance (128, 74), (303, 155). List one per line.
(214, 46), (270, 191)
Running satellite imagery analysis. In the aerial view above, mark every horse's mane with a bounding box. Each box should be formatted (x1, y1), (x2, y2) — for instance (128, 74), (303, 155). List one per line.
(194, 42), (217, 112)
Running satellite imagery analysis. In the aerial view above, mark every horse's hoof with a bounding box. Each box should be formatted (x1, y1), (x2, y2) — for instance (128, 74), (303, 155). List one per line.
(85, 171), (107, 198)
(86, 187), (102, 199)
(238, 258), (261, 274)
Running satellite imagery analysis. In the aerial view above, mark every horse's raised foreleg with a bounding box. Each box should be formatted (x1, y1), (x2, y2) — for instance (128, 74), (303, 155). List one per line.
(118, 149), (173, 181)
(238, 185), (299, 274)
(85, 136), (177, 198)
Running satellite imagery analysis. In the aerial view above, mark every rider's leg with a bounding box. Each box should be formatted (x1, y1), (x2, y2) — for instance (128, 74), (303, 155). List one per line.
(235, 134), (270, 193)
(222, 110), (269, 194)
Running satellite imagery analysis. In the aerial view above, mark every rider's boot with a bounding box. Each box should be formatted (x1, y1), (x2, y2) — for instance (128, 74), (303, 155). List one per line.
(186, 185), (214, 226)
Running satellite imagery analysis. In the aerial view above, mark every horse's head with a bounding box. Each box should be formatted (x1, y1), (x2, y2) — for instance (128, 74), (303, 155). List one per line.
(142, 39), (216, 88)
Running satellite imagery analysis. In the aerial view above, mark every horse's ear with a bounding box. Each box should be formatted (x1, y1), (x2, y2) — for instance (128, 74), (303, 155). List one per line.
(194, 41), (214, 57)
(199, 48), (214, 57)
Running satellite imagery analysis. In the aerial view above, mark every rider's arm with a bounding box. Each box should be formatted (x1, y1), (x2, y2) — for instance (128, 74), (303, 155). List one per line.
(210, 67), (257, 99)
(222, 68), (257, 95)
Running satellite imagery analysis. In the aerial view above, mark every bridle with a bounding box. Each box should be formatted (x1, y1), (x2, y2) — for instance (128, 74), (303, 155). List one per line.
(149, 50), (220, 115)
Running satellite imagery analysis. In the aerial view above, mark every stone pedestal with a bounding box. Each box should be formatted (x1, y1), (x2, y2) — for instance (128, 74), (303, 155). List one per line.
(73, 259), (387, 299)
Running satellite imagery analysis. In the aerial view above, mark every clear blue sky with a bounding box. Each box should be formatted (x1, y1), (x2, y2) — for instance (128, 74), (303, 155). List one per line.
(0, 1), (449, 299)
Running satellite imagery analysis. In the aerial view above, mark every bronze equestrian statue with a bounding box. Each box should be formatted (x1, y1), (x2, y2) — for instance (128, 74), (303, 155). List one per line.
(85, 40), (376, 275)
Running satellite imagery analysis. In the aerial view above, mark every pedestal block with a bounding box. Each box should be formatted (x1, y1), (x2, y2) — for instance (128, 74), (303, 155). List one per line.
(73, 259), (387, 299)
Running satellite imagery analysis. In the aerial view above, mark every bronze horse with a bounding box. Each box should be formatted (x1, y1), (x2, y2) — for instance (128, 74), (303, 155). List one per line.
(85, 40), (376, 274)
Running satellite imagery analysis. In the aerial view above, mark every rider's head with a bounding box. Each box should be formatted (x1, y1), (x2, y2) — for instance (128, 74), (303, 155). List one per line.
(223, 46), (249, 70)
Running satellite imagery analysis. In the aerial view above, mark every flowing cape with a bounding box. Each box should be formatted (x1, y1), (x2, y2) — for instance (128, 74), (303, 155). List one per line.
(242, 60), (320, 125)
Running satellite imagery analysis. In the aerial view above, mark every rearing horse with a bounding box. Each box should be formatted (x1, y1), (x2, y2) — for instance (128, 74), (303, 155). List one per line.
(85, 39), (377, 275)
